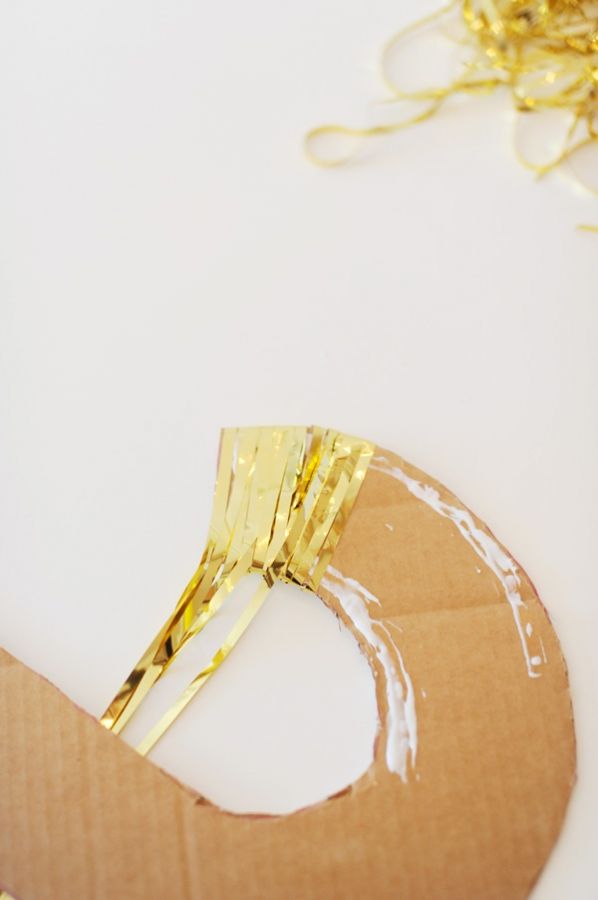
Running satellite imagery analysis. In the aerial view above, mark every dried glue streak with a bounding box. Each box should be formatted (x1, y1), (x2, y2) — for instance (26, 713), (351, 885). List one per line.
(371, 456), (546, 679)
(321, 567), (417, 781)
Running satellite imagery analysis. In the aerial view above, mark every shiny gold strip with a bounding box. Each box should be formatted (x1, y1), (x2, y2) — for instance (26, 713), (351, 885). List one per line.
(100, 430), (262, 734)
(136, 574), (273, 756)
(101, 426), (374, 752)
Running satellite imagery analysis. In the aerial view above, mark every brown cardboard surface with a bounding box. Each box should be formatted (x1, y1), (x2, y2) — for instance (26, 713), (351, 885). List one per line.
(0, 445), (576, 899)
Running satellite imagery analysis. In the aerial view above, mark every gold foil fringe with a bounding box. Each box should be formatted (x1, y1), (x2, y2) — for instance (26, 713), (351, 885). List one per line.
(100, 425), (374, 755)
(0, 427), (373, 900)
(305, 0), (598, 199)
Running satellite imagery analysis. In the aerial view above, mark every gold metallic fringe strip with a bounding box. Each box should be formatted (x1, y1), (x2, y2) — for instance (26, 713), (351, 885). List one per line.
(0, 428), (372, 900)
(1, 428), (373, 900)
(305, 0), (598, 203)
(101, 425), (374, 755)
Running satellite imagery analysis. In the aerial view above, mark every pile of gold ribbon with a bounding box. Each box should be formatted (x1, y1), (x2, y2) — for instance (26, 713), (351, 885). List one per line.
(306, 0), (597, 226)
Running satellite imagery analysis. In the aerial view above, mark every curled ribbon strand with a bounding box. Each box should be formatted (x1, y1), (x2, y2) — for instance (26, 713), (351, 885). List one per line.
(305, 0), (598, 213)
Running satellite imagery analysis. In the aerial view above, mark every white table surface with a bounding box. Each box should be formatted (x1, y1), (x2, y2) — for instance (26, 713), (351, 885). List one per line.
(0, 0), (596, 896)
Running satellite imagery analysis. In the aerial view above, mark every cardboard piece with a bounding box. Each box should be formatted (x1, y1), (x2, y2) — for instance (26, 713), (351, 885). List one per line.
(0, 444), (576, 899)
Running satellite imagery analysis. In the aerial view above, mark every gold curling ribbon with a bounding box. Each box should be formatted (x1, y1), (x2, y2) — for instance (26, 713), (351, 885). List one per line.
(305, 0), (598, 212)
(101, 425), (374, 755)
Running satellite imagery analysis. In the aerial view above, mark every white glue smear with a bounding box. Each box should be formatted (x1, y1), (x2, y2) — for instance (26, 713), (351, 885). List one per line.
(321, 566), (417, 781)
(371, 456), (546, 679)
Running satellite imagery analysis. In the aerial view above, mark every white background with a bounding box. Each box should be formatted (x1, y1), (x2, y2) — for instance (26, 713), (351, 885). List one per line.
(0, 0), (596, 896)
